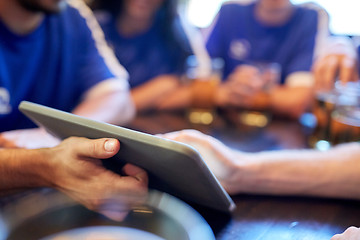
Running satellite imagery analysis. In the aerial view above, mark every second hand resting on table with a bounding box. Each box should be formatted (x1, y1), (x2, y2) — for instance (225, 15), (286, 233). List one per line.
(163, 129), (360, 238)
(162, 129), (360, 199)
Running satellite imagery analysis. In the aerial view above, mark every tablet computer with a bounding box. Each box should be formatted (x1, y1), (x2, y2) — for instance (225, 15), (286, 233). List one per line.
(19, 101), (235, 212)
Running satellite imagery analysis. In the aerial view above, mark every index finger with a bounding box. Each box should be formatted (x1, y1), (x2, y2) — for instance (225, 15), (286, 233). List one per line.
(122, 163), (148, 186)
(339, 56), (358, 84)
(316, 55), (339, 91)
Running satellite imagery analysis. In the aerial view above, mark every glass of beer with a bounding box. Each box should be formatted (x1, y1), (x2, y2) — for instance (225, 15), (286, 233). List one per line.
(330, 82), (360, 143)
(310, 81), (360, 150)
(185, 55), (224, 125)
(237, 62), (281, 128)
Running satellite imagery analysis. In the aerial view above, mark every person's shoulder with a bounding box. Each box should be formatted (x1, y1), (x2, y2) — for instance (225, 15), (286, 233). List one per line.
(61, 0), (97, 22)
(57, 0), (83, 17)
(56, 0), (105, 35)
(220, 0), (254, 14)
(215, 0), (254, 24)
(295, 2), (327, 21)
(93, 10), (113, 27)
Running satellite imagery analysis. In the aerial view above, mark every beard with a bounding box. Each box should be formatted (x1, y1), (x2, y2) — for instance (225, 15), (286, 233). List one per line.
(17, 0), (67, 14)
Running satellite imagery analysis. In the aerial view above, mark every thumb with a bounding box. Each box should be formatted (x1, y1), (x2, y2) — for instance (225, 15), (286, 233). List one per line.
(71, 137), (120, 159)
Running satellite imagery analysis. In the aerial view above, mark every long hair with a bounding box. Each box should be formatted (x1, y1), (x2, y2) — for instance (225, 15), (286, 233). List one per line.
(90, 0), (193, 71)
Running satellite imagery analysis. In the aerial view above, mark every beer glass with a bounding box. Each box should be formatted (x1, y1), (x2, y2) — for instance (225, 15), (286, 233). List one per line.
(310, 81), (360, 150)
(330, 81), (360, 143)
(185, 55), (224, 125)
(238, 62), (281, 127)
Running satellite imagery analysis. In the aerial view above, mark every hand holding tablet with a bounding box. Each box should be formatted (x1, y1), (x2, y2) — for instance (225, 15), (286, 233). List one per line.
(19, 101), (235, 212)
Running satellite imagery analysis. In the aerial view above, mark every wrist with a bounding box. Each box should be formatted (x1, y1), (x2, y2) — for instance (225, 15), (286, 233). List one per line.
(251, 92), (271, 110)
(213, 84), (228, 107)
(219, 151), (255, 195)
(20, 148), (55, 188)
(0, 148), (54, 190)
(228, 152), (261, 193)
(191, 79), (218, 108)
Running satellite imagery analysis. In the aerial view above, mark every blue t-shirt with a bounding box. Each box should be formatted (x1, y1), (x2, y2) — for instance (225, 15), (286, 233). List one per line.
(0, 2), (119, 132)
(98, 13), (186, 88)
(358, 46), (360, 74)
(206, 2), (318, 84)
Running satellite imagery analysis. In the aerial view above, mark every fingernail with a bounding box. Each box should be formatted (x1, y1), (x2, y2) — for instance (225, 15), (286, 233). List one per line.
(104, 139), (116, 152)
(102, 210), (128, 222)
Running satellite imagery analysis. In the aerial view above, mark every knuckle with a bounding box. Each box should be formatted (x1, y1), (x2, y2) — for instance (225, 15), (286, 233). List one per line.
(87, 141), (99, 156)
(346, 226), (359, 233)
(137, 184), (149, 197)
(88, 198), (102, 210)
(67, 136), (77, 142)
(133, 178), (149, 191)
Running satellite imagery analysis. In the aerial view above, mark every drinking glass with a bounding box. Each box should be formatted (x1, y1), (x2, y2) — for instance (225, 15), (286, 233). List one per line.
(238, 62), (281, 128)
(310, 81), (360, 150)
(330, 81), (360, 143)
(185, 55), (224, 125)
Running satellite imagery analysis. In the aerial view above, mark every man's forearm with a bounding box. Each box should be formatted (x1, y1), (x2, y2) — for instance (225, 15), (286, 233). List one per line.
(0, 148), (52, 191)
(72, 78), (135, 125)
(131, 75), (181, 112)
(73, 90), (135, 126)
(269, 86), (313, 118)
(156, 86), (193, 110)
(230, 143), (360, 199)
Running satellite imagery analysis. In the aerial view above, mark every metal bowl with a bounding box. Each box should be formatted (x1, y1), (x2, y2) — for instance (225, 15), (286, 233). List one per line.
(0, 190), (215, 240)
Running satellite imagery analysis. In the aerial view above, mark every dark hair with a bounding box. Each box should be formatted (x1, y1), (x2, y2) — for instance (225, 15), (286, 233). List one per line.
(89, 0), (123, 16)
(90, 0), (193, 71)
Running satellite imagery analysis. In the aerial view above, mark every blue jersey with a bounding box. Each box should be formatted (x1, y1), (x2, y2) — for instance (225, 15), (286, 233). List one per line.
(97, 13), (186, 88)
(358, 46), (360, 74)
(0, 1), (124, 132)
(206, 2), (319, 84)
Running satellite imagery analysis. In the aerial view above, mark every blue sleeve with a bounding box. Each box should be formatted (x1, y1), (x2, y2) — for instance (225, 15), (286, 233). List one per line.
(283, 12), (318, 77)
(206, 5), (229, 59)
(358, 46), (360, 76)
(69, 6), (119, 94)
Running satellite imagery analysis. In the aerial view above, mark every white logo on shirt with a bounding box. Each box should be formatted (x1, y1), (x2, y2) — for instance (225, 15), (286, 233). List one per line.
(228, 39), (251, 60)
(0, 87), (11, 114)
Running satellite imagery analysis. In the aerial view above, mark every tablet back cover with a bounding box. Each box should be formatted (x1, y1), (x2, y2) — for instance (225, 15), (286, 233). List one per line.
(19, 101), (235, 212)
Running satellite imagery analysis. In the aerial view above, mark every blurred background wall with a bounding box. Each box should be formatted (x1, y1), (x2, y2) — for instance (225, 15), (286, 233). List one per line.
(184, 0), (360, 36)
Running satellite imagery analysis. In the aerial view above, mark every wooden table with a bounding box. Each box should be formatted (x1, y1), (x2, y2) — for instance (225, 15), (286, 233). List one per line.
(126, 110), (360, 240)
(1, 110), (359, 239)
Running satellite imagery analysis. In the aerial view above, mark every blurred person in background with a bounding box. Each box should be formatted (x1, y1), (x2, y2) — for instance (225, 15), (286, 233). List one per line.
(313, 36), (359, 91)
(310, 36), (359, 148)
(91, 0), (194, 112)
(0, 137), (148, 220)
(0, 0), (134, 149)
(206, 0), (329, 118)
